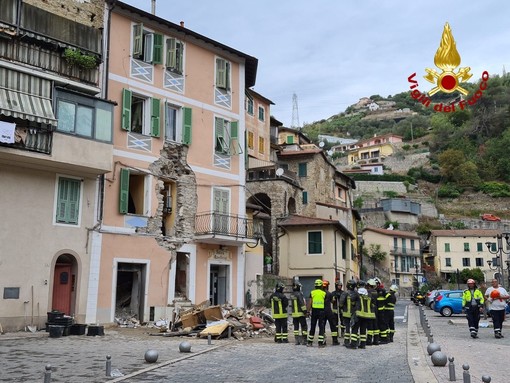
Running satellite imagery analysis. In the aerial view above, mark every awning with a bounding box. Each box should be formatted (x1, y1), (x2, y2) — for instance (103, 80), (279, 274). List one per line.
(0, 67), (57, 126)
(248, 156), (275, 169)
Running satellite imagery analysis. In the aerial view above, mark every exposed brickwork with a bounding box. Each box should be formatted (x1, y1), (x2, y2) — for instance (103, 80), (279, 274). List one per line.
(25, 0), (105, 29)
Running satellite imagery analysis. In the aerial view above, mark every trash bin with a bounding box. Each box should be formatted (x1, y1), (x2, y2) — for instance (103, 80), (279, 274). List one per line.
(48, 325), (64, 338)
(70, 324), (87, 335)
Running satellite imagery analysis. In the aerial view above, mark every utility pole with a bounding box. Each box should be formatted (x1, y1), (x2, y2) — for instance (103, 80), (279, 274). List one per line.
(291, 93), (300, 130)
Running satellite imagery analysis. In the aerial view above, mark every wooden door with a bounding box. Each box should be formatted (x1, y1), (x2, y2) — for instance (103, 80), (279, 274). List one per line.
(52, 264), (72, 314)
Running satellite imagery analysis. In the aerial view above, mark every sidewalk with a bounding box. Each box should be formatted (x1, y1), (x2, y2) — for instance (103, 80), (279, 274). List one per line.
(408, 303), (510, 383)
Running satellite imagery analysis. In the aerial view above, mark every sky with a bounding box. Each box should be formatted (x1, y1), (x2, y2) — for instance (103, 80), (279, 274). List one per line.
(120, 0), (510, 127)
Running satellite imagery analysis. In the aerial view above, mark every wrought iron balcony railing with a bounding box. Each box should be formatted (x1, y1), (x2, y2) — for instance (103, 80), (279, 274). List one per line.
(390, 247), (421, 256)
(195, 211), (261, 242)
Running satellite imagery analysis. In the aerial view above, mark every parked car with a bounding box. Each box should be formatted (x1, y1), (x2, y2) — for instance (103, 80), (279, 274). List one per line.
(434, 290), (464, 317)
(481, 213), (501, 221)
(426, 289), (448, 309)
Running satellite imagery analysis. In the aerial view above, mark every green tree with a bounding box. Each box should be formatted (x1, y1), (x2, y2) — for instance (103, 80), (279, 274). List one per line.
(363, 244), (387, 277)
(459, 268), (484, 284)
(453, 161), (481, 188)
(438, 149), (466, 181)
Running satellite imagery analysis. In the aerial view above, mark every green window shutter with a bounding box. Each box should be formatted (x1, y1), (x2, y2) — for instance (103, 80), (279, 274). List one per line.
(119, 168), (130, 214)
(56, 178), (80, 224)
(133, 24), (143, 57)
(225, 61), (231, 90)
(121, 88), (132, 131)
(287, 135), (294, 144)
(215, 117), (225, 153)
(166, 38), (176, 68)
(302, 191), (308, 204)
(216, 58), (226, 88)
(229, 121), (241, 155)
(308, 232), (322, 254)
(150, 97), (160, 137)
(153, 34), (163, 64)
(182, 107), (192, 144)
(298, 163), (307, 177)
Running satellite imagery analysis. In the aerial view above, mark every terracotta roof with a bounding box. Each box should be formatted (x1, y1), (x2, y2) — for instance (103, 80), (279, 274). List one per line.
(279, 215), (354, 239)
(363, 226), (419, 239)
(429, 229), (502, 238)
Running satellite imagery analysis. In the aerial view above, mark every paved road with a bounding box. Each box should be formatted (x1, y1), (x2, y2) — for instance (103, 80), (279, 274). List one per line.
(0, 301), (412, 383)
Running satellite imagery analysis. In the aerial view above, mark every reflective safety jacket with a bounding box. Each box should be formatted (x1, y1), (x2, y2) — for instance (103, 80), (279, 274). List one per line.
(462, 288), (484, 308)
(376, 288), (387, 311)
(331, 289), (343, 314)
(310, 288), (326, 309)
(291, 291), (307, 318)
(385, 291), (397, 311)
(270, 291), (289, 319)
(356, 294), (376, 319)
(339, 290), (360, 318)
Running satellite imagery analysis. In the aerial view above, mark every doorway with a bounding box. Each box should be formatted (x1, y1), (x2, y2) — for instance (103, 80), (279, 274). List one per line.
(175, 252), (189, 299)
(209, 264), (229, 305)
(51, 254), (77, 315)
(115, 263), (146, 321)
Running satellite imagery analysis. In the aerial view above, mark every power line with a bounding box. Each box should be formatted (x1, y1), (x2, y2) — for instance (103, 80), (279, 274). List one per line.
(291, 92), (300, 129)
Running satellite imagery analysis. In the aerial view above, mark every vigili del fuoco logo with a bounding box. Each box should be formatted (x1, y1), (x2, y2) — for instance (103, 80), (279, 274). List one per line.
(407, 22), (488, 113)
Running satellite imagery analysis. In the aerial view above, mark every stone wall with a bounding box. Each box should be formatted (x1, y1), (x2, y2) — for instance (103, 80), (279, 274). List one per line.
(384, 151), (429, 174)
(26, 0), (105, 28)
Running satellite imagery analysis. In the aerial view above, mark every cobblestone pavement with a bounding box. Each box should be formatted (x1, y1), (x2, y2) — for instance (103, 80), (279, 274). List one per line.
(416, 305), (510, 383)
(8, 300), (500, 383)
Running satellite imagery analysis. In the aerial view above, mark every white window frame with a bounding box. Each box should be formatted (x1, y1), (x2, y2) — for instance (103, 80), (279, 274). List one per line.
(130, 91), (151, 136)
(165, 102), (183, 142)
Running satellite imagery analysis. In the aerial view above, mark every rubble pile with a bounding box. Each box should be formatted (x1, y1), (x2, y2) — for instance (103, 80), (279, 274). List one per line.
(139, 303), (276, 340)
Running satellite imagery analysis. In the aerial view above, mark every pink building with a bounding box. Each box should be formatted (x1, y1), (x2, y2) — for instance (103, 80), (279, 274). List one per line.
(90, 2), (259, 324)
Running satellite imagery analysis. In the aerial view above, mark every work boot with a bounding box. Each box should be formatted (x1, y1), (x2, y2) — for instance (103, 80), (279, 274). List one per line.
(295, 335), (301, 345)
(318, 342), (326, 348)
(332, 337), (339, 346)
(373, 335), (380, 345)
(282, 338), (289, 344)
(389, 334), (394, 342)
(306, 341), (313, 347)
(359, 341), (366, 349)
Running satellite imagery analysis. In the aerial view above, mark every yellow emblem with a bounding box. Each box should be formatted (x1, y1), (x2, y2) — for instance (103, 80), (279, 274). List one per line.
(424, 23), (472, 96)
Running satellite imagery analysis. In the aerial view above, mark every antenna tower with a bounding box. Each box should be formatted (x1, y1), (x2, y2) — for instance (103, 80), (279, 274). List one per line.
(291, 93), (300, 129)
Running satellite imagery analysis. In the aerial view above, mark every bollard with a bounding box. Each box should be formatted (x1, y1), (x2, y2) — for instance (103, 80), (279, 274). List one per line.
(207, 334), (212, 345)
(448, 356), (456, 381)
(227, 326), (231, 338)
(426, 324), (431, 337)
(463, 364), (471, 383)
(428, 332), (434, 344)
(481, 376), (491, 383)
(44, 364), (52, 383)
(106, 355), (111, 377)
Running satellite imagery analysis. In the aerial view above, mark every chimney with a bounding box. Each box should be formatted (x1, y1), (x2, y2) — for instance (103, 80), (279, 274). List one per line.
(180, 21), (185, 27)
(151, 0), (156, 15)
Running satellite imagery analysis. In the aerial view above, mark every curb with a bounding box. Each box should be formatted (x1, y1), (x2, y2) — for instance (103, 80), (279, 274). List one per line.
(407, 304), (438, 383)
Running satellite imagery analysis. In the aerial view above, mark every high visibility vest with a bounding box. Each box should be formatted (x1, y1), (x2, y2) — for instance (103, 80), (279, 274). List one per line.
(310, 288), (326, 309)
(291, 293), (306, 318)
(384, 292), (396, 311)
(271, 295), (287, 319)
(341, 295), (352, 318)
(356, 295), (375, 319)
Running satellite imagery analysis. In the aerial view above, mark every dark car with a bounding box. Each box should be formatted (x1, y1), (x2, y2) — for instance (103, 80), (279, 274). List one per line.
(411, 291), (426, 306)
(433, 290), (464, 317)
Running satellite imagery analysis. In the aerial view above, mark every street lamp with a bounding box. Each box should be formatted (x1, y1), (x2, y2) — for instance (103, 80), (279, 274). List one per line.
(486, 232), (510, 289)
(414, 262), (420, 291)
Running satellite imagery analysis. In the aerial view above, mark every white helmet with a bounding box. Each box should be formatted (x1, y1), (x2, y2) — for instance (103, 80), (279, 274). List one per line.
(366, 279), (376, 287)
(390, 284), (399, 292)
(358, 287), (368, 296)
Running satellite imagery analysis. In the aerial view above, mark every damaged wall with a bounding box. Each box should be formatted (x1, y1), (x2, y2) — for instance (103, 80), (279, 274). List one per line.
(149, 142), (197, 256)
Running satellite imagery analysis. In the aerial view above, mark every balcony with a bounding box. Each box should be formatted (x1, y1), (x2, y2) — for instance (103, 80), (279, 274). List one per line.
(390, 247), (421, 256)
(0, 132), (112, 176)
(247, 166), (300, 187)
(195, 211), (260, 246)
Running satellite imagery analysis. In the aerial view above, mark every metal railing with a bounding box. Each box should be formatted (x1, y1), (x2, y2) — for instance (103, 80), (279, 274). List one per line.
(195, 211), (261, 240)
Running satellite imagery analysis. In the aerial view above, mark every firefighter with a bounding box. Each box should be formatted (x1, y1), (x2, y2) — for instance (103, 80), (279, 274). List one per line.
(323, 280), (339, 345)
(365, 279), (378, 345)
(332, 281), (344, 338)
(290, 280), (308, 345)
(339, 279), (360, 348)
(307, 279), (327, 347)
(462, 278), (484, 338)
(355, 285), (376, 349)
(386, 285), (398, 342)
(270, 282), (289, 343)
(375, 279), (389, 344)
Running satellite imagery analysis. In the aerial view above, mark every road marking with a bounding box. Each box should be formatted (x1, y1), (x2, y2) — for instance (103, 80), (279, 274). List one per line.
(403, 305), (408, 322)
